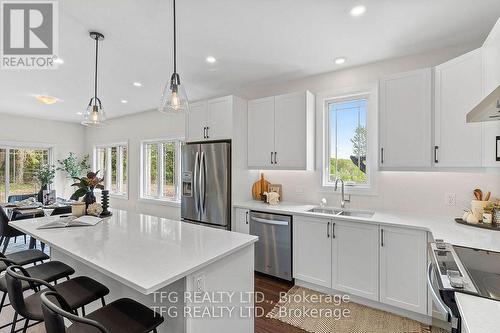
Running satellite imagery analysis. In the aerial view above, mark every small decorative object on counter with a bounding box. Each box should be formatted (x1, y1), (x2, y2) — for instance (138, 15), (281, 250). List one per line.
(100, 190), (112, 217)
(493, 205), (500, 225)
(268, 184), (283, 201)
(483, 203), (495, 224)
(320, 198), (327, 208)
(86, 202), (103, 217)
(71, 171), (105, 210)
(263, 191), (280, 205)
(71, 202), (86, 217)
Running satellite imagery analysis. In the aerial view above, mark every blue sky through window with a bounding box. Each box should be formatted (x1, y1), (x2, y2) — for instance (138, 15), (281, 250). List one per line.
(329, 99), (367, 159)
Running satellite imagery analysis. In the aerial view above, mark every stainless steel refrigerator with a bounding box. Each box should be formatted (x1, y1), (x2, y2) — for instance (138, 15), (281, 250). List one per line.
(181, 141), (231, 229)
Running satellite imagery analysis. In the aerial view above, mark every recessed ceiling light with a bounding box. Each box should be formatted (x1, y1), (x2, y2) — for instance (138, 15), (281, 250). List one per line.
(76, 112), (83, 115)
(133, 82), (142, 87)
(334, 57), (347, 65)
(53, 57), (64, 64)
(206, 56), (216, 64)
(350, 5), (366, 17)
(121, 99), (128, 104)
(35, 95), (59, 105)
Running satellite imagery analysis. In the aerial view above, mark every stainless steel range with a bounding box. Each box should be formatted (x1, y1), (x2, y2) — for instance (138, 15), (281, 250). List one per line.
(428, 240), (500, 332)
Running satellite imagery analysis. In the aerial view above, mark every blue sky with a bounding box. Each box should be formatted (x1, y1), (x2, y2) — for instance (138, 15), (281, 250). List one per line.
(329, 99), (367, 159)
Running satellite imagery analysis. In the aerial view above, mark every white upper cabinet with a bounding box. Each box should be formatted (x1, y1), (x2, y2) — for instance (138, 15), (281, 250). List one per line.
(186, 95), (236, 142)
(331, 221), (379, 301)
(434, 49), (484, 167)
(247, 91), (315, 170)
(247, 97), (275, 168)
(380, 226), (428, 315)
(379, 68), (432, 168)
(293, 216), (332, 288)
(482, 18), (500, 168)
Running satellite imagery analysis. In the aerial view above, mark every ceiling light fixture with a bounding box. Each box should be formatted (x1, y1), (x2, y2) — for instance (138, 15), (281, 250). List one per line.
(35, 95), (59, 105)
(206, 56), (216, 64)
(334, 57), (347, 65)
(159, 0), (189, 114)
(350, 5), (366, 17)
(121, 99), (128, 104)
(133, 82), (142, 87)
(81, 31), (106, 127)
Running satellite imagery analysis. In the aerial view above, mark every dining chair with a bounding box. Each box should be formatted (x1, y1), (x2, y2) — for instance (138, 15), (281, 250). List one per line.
(41, 290), (164, 333)
(0, 257), (75, 330)
(6, 265), (110, 333)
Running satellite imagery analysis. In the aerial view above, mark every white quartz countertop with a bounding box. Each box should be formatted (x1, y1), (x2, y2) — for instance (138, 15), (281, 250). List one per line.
(234, 201), (500, 252)
(455, 293), (500, 333)
(11, 209), (257, 294)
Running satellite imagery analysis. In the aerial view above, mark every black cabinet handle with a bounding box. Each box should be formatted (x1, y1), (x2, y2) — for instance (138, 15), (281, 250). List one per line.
(332, 223), (336, 239)
(381, 148), (384, 164)
(274, 152), (277, 164)
(270, 152), (274, 164)
(206, 127), (210, 138)
(381, 229), (384, 247)
(434, 146), (439, 164)
(203, 127), (207, 138)
(245, 211), (248, 224)
(327, 221), (330, 238)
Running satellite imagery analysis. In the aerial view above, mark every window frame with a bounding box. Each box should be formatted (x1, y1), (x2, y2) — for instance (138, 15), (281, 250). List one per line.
(0, 141), (54, 201)
(139, 138), (182, 204)
(320, 88), (378, 195)
(93, 141), (129, 199)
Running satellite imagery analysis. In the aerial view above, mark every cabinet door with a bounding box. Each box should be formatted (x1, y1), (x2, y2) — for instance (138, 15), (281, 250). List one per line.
(233, 208), (249, 234)
(482, 19), (500, 168)
(331, 220), (379, 300)
(293, 216), (332, 288)
(207, 96), (233, 140)
(434, 49), (483, 167)
(380, 69), (432, 167)
(274, 92), (307, 169)
(380, 226), (428, 314)
(186, 101), (208, 141)
(247, 97), (275, 168)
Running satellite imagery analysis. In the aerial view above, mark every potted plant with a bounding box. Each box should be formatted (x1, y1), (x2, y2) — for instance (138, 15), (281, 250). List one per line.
(57, 152), (90, 179)
(35, 164), (56, 202)
(71, 171), (105, 209)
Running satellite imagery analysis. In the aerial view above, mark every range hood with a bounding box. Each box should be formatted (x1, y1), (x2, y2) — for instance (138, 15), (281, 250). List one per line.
(466, 85), (500, 122)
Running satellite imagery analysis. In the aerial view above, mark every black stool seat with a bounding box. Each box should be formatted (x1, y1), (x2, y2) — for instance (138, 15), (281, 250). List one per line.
(0, 261), (75, 292)
(67, 298), (164, 333)
(24, 277), (110, 320)
(0, 249), (49, 272)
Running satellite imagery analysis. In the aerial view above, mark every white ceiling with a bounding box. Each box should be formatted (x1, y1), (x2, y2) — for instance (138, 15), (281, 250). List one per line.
(1, 0), (500, 122)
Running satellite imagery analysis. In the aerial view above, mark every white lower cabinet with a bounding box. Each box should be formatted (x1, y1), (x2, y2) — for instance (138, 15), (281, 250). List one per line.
(293, 216), (332, 288)
(332, 221), (379, 301)
(233, 208), (249, 234)
(379, 226), (428, 314)
(293, 215), (428, 316)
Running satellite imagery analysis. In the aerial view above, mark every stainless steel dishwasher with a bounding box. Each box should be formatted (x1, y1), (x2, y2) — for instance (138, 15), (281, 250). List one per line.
(249, 211), (292, 281)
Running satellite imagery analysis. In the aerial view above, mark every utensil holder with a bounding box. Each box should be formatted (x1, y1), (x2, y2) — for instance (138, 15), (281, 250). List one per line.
(471, 200), (488, 221)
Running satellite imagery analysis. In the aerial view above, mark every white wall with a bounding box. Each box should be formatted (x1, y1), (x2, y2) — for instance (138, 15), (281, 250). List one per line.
(0, 113), (86, 199)
(85, 110), (185, 219)
(236, 42), (500, 216)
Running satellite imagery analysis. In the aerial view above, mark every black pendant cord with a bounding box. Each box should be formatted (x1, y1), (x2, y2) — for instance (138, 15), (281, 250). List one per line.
(172, 0), (177, 74)
(94, 36), (99, 107)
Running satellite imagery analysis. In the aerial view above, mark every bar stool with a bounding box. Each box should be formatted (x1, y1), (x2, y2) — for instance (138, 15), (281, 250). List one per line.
(6, 265), (110, 332)
(41, 291), (164, 333)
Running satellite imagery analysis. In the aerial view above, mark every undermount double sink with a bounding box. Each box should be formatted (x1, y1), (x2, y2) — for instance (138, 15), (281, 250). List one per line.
(307, 207), (374, 218)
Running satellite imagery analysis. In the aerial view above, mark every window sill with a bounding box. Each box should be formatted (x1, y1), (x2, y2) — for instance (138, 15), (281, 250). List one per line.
(138, 197), (181, 208)
(109, 193), (129, 200)
(320, 184), (378, 197)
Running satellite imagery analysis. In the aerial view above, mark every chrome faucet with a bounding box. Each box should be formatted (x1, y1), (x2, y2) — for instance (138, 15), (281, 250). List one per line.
(334, 178), (351, 209)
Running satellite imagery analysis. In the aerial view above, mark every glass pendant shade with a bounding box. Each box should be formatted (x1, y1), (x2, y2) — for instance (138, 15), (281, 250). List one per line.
(81, 98), (107, 127)
(159, 72), (189, 114)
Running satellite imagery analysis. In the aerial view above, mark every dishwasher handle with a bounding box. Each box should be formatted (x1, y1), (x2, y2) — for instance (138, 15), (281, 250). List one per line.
(251, 216), (289, 226)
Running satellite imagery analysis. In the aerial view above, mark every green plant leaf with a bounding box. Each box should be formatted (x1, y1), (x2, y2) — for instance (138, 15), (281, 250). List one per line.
(73, 188), (88, 198)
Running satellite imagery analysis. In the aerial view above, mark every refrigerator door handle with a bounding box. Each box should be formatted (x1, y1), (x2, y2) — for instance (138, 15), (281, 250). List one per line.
(193, 151), (200, 214)
(199, 151), (206, 214)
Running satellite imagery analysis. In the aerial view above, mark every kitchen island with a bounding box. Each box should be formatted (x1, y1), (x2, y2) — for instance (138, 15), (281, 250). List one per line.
(11, 209), (258, 333)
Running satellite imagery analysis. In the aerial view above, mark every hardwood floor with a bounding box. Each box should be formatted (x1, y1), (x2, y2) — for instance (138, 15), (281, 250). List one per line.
(255, 273), (307, 333)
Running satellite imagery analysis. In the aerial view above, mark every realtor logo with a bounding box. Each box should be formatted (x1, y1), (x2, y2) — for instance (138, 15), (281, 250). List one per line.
(1, 1), (59, 69)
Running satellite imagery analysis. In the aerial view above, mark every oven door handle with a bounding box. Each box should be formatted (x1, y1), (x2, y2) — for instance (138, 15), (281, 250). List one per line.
(251, 217), (289, 226)
(427, 262), (453, 321)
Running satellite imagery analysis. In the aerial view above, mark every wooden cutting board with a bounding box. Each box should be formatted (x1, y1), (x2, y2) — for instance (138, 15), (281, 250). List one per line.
(252, 173), (270, 201)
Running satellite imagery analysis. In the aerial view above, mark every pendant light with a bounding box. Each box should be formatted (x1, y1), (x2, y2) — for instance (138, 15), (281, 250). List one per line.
(82, 31), (106, 126)
(159, 0), (189, 114)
